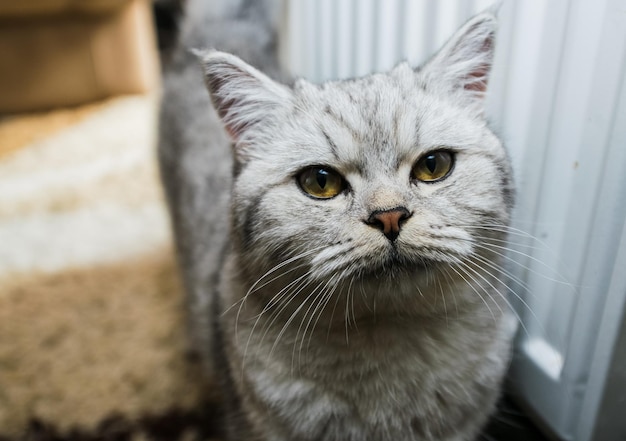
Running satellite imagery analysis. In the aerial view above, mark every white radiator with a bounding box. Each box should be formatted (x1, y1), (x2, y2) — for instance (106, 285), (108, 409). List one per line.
(282, 1), (626, 440)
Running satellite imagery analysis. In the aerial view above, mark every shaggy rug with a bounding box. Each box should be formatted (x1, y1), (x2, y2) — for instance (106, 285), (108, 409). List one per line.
(0, 95), (221, 440)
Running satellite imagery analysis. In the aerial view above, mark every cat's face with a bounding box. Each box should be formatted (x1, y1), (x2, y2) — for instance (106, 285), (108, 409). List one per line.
(199, 12), (513, 295)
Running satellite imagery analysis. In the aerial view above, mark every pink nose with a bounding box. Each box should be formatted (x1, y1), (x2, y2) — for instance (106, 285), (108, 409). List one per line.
(366, 207), (411, 241)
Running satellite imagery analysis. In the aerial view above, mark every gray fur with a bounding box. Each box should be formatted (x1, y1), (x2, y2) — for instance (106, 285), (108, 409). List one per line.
(159, 3), (517, 440)
(158, 0), (284, 372)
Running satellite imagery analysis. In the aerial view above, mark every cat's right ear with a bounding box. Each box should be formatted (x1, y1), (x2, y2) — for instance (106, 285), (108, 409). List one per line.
(419, 11), (497, 109)
(194, 50), (292, 147)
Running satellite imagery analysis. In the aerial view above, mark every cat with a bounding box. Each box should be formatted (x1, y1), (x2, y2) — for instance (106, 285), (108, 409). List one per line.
(158, 1), (517, 440)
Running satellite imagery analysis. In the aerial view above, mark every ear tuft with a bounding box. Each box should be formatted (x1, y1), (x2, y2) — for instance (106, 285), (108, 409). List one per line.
(193, 50), (291, 142)
(421, 12), (497, 105)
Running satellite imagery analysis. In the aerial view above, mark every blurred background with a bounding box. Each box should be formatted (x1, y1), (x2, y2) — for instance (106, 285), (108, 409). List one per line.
(0, 0), (624, 440)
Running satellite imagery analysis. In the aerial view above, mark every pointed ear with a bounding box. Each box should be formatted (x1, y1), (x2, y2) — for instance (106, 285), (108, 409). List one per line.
(194, 50), (291, 143)
(420, 12), (497, 106)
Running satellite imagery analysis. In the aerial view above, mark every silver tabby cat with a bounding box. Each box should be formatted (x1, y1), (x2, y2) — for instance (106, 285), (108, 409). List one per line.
(159, 1), (517, 440)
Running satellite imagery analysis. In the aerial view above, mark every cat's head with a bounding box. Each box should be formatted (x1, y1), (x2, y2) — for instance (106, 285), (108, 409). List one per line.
(198, 12), (513, 293)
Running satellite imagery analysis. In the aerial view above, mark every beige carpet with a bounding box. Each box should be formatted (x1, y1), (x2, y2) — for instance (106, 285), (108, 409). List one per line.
(0, 95), (210, 438)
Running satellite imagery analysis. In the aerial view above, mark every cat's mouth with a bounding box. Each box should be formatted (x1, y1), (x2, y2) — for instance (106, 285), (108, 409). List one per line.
(309, 240), (449, 282)
(360, 248), (434, 279)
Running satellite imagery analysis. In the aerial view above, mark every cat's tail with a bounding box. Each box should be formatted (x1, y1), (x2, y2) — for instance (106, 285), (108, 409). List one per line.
(182, 0), (284, 33)
(159, 0), (285, 73)
(157, 0), (286, 377)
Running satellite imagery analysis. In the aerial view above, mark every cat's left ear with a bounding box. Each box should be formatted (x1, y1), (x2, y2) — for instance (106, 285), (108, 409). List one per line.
(194, 50), (292, 149)
(420, 11), (497, 107)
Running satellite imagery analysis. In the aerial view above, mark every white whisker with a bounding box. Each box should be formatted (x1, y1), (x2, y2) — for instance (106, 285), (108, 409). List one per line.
(294, 276), (338, 371)
(242, 271), (310, 357)
(458, 259), (530, 338)
(440, 266), (460, 319)
(269, 279), (325, 361)
(448, 264), (497, 323)
(227, 246), (323, 342)
(241, 270), (314, 373)
(470, 251), (537, 301)
(298, 273), (347, 370)
(472, 241), (575, 288)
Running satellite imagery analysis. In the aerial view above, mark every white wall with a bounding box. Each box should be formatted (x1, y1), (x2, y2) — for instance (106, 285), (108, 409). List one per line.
(282, 1), (626, 439)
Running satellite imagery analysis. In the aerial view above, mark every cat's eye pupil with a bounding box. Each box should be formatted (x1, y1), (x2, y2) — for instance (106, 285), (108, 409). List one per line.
(297, 167), (344, 199)
(316, 170), (328, 189)
(411, 150), (454, 183)
(425, 155), (437, 173)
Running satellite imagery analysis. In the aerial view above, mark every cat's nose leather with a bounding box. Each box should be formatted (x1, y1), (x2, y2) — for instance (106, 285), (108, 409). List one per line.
(366, 207), (411, 241)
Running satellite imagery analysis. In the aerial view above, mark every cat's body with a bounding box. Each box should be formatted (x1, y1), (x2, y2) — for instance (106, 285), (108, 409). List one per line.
(159, 1), (517, 440)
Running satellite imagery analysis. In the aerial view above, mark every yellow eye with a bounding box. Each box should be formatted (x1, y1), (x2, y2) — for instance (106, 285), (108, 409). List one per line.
(411, 150), (454, 182)
(298, 167), (344, 199)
